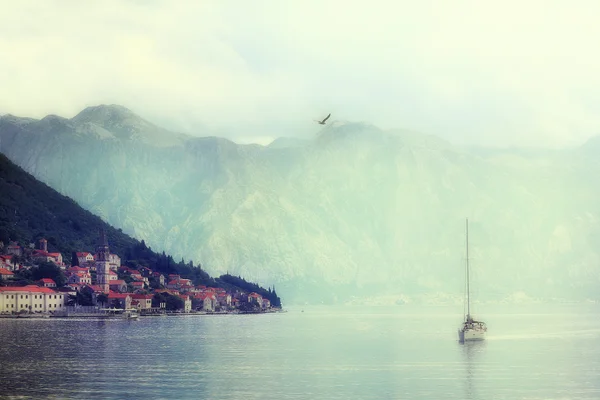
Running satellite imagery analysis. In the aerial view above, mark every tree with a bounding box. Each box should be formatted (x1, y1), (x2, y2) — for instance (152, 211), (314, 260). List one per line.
(76, 290), (93, 306)
(31, 262), (67, 287)
(152, 292), (183, 310)
(11, 254), (23, 269)
(165, 294), (184, 311)
(97, 293), (108, 306)
(66, 294), (77, 307)
(152, 293), (166, 308)
(71, 251), (78, 267)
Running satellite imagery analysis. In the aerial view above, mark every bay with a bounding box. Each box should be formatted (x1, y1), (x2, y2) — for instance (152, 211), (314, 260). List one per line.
(0, 304), (599, 400)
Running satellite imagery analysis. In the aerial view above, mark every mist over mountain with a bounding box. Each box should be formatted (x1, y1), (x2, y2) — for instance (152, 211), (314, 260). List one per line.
(0, 105), (599, 304)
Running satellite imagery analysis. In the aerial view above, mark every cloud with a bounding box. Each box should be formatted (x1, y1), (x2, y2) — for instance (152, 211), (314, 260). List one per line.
(1, 0), (599, 147)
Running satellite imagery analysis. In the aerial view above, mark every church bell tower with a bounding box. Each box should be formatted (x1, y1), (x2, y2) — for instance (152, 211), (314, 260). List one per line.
(95, 229), (111, 293)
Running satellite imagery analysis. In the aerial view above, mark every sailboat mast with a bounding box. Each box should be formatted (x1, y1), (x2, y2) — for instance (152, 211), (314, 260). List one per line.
(466, 218), (470, 318)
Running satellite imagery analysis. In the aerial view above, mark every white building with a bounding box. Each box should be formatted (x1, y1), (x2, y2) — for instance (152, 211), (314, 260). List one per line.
(108, 253), (121, 271)
(76, 252), (95, 267)
(0, 285), (67, 313)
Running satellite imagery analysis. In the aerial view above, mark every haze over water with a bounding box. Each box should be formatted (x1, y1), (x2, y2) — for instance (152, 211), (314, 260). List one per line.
(1, 304), (599, 400)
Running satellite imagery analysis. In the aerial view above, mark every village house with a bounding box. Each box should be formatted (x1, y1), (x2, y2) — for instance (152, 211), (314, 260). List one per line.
(76, 252), (95, 267)
(6, 242), (23, 256)
(262, 298), (271, 309)
(108, 253), (121, 271)
(0, 255), (16, 271)
(130, 271), (143, 281)
(66, 283), (84, 292)
(108, 280), (127, 293)
(193, 292), (217, 312)
(180, 278), (192, 286)
(130, 294), (153, 310)
(31, 250), (53, 264)
(248, 292), (263, 308)
(108, 270), (118, 281)
(31, 250), (63, 267)
(0, 267), (14, 281)
(67, 271), (92, 285)
(32, 239), (64, 267)
(179, 283), (195, 293)
(166, 280), (181, 290)
(130, 281), (145, 292)
(80, 285), (106, 303)
(0, 285), (67, 313)
(153, 272), (165, 286)
(37, 278), (56, 288)
(108, 292), (131, 309)
(57, 286), (77, 297)
(67, 266), (90, 274)
(179, 294), (192, 313)
(118, 266), (140, 275)
(217, 292), (232, 308)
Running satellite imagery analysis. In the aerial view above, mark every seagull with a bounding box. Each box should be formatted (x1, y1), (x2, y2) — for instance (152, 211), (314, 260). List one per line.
(315, 113), (331, 125)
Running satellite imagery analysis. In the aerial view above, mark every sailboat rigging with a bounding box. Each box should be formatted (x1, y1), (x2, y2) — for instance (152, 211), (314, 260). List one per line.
(458, 218), (487, 343)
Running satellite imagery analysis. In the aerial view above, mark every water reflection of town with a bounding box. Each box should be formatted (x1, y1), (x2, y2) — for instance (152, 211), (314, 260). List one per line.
(461, 340), (487, 400)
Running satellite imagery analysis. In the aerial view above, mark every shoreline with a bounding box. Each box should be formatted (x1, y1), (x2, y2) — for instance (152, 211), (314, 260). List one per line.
(0, 308), (286, 319)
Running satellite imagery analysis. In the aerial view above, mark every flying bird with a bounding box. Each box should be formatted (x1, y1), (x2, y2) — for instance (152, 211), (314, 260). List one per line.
(315, 113), (331, 125)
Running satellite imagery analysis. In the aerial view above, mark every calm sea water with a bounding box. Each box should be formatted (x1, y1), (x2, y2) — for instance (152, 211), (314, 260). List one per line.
(0, 304), (599, 400)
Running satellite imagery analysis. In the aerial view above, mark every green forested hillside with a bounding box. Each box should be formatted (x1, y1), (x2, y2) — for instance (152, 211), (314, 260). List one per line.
(0, 153), (280, 306)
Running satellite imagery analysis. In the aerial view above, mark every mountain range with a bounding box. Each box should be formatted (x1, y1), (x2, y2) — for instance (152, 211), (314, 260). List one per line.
(0, 105), (599, 304)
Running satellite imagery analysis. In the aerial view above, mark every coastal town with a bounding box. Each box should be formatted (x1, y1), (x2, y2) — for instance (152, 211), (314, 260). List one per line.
(0, 230), (278, 317)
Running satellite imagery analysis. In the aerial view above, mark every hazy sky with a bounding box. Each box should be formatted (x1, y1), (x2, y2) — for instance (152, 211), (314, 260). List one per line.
(1, 0), (599, 147)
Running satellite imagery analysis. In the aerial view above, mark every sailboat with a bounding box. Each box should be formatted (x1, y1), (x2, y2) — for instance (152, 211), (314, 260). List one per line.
(458, 218), (487, 343)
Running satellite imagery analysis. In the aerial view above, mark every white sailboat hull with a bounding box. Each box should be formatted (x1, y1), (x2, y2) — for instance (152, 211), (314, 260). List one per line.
(457, 219), (488, 343)
(458, 327), (486, 343)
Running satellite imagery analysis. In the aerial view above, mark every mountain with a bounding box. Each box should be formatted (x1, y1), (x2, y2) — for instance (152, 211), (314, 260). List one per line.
(0, 152), (280, 305)
(1, 105), (599, 304)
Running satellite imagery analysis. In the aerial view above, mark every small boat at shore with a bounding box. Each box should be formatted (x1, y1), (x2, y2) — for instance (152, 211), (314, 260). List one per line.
(99, 308), (139, 320)
(458, 219), (487, 343)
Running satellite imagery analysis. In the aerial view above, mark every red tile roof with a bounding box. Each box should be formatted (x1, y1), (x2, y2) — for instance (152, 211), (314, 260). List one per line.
(131, 294), (153, 300)
(0, 285), (57, 293)
(194, 292), (216, 300)
(0, 268), (14, 275)
(86, 285), (106, 293)
(68, 266), (89, 272)
(109, 280), (126, 285)
(108, 292), (131, 299)
(39, 278), (55, 283)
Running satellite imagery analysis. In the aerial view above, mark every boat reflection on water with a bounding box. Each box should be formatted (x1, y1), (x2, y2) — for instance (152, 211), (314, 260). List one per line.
(461, 339), (487, 400)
